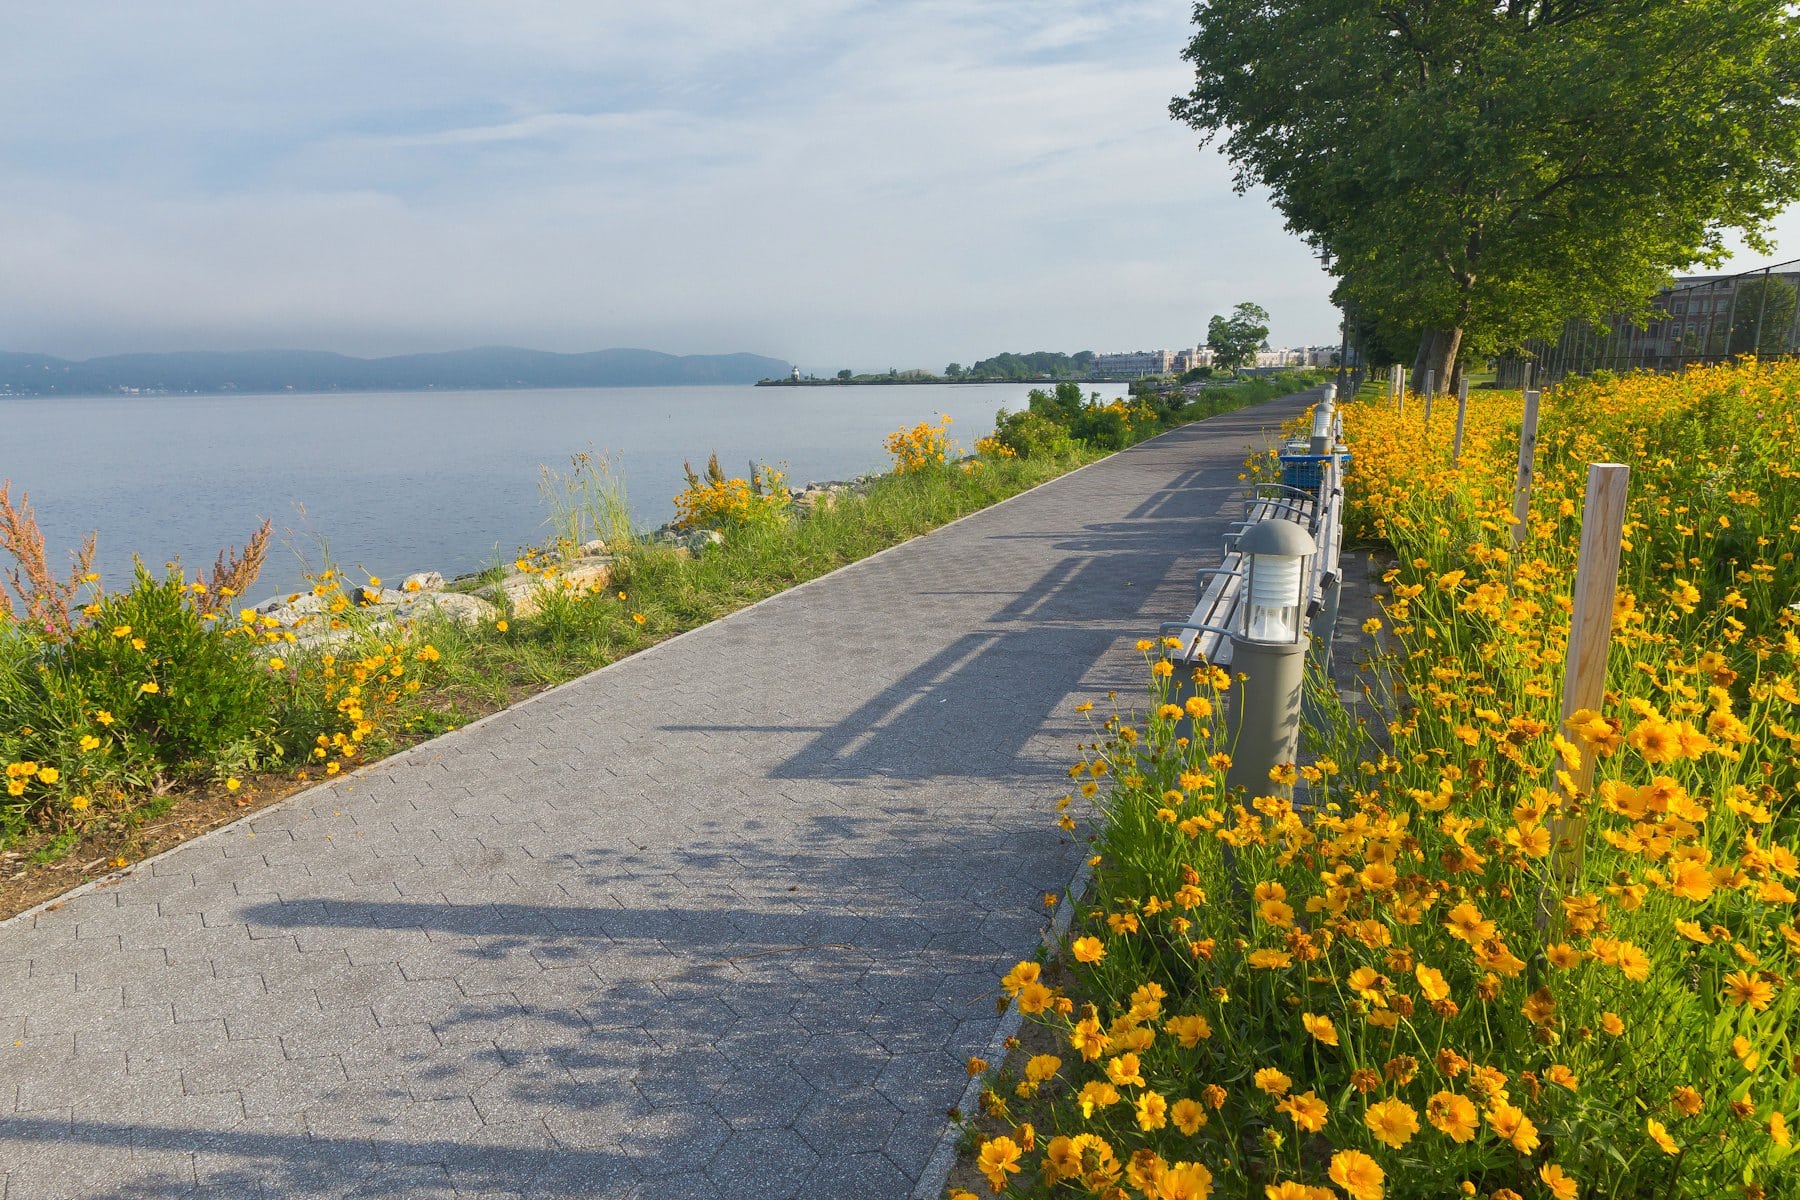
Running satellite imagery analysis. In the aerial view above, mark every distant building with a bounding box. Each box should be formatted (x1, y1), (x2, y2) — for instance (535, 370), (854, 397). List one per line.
(1506, 267), (1800, 384)
(1093, 349), (1177, 377)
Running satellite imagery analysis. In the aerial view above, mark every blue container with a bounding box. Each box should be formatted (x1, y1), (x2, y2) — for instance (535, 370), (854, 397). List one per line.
(1278, 451), (1351, 493)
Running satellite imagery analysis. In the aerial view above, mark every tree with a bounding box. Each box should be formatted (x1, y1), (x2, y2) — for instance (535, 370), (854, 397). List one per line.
(1728, 275), (1800, 357)
(945, 362), (965, 379)
(1207, 302), (1270, 374)
(1172, 0), (1800, 391)
(836, 369), (853, 381)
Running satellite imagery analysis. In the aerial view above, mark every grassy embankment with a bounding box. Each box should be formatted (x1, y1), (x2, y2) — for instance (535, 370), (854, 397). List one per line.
(954, 360), (1799, 1200)
(0, 371), (1324, 913)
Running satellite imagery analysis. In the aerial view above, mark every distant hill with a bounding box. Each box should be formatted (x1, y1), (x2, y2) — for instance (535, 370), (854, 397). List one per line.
(0, 346), (792, 396)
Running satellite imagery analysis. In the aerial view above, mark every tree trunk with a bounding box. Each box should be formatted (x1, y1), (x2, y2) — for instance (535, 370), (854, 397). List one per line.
(1411, 327), (1463, 394)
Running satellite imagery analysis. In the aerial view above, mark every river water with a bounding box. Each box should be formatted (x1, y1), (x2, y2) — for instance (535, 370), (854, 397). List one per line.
(0, 382), (1127, 599)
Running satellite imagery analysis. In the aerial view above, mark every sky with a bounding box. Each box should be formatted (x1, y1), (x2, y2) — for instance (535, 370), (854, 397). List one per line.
(4, 2), (1798, 372)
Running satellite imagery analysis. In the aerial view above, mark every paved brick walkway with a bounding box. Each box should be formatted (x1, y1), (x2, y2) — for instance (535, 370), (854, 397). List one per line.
(0, 391), (1320, 1200)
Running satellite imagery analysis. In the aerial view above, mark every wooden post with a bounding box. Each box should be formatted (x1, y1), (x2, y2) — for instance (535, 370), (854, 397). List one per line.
(1509, 389), (1541, 549)
(1542, 463), (1630, 903)
(1423, 379), (1434, 426)
(1451, 378), (1469, 465)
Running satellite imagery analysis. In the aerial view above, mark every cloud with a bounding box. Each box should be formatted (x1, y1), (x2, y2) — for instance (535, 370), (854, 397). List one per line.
(0, 1), (1342, 364)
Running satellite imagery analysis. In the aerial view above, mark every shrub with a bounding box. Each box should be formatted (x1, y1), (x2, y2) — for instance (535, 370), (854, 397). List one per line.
(992, 408), (1083, 461)
(673, 453), (792, 531)
(885, 415), (958, 474)
(2, 568), (281, 832)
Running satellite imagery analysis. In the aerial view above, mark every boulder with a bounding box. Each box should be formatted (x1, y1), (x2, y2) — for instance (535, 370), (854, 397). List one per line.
(393, 591), (497, 628)
(403, 570), (446, 593)
(252, 591), (329, 628)
(477, 556), (614, 618)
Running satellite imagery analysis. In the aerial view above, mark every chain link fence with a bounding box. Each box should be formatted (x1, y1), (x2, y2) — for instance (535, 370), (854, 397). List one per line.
(1496, 257), (1800, 387)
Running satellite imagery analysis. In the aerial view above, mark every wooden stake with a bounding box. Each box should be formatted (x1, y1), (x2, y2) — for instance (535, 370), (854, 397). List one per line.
(1509, 389), (1541, 549)
(1451, 378), (1469, 465)
(1542, 463), (1630, 903)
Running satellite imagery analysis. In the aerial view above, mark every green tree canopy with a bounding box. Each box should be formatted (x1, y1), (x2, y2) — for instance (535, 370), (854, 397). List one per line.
(1172, 0), (1800, 390)
(1207, 302), (1271, 373)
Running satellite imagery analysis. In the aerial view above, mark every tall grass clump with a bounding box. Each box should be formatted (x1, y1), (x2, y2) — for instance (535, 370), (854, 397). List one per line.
(963, 361), (1797, 1199)
(539, 449), (636, 553)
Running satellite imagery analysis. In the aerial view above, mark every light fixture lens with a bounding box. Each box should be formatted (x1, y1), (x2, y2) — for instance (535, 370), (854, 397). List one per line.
(1246, 553), (1304, 642)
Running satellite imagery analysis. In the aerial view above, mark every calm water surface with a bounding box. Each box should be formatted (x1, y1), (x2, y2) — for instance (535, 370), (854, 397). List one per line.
(0, 383), (1128, 598)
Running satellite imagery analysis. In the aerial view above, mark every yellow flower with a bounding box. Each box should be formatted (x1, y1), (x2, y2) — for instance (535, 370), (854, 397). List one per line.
(1025, 1054), (1060, 1083)
(268, 657), (286, 671)
(226, 778), (241, 792)
(1105, 1052), (1146, 1088)
(1671, 1086), (1703, 1117)
(1301, 1012), (1338, 1046)
(1077, 1079), (1121, 1117)
(1135, 1090), (1168, 1131)
(69, 795), (90, 811)
(495, 620), (509, 632)
(1538, 1163), (1578, 1200)
(1277, 1090), (1329, 1133)
(975, 1136), (1022, 1192)
(1327, 1148), (1384, 1200)
(1723, 970), (1776, 1011)
(1248, 948), (1292, 970)
(1253, 1067), (1292, 1096)
(1487, 1103), (1539, 1153)
(1415, 963), (1451, 1001)
(1071, 936), (1105, 964)
(1164, 1013), (1212, 1047)
(78, 735), (101, 752)
(632, 612), (647, 625)
(1673, 920), (1712, 945)
(1427, 1091), (1478, 1143)
(95, 711), (114, 725)
(1069, 1015), (1110, 1061)
(139, 681), (160, 695)
(35, 766), (59, 784)
(111, 625), (131, 638)
(1646, 1117), (1679, 1154)
(1600, 1012), (1625, 1036)
(1364, 1097), (1420, 1148)
(1544, 1065), (1579, 1092)
(1171, 1097), (1207, 1135)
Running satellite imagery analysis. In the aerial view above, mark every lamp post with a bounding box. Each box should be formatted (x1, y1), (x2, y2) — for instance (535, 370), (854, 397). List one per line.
(1225, 519), (1315, 799)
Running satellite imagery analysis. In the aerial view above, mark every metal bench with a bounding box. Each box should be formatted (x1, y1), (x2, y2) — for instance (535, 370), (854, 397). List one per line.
(1161, 397), (1348, 669)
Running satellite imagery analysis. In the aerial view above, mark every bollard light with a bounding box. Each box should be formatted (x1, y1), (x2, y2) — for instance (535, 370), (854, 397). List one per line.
(1309, 384), (1336, 449)
(1237, 519), (1315, 645)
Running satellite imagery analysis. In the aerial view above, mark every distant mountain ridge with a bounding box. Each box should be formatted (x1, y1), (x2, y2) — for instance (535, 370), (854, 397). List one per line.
(0, 346), (792, 395)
